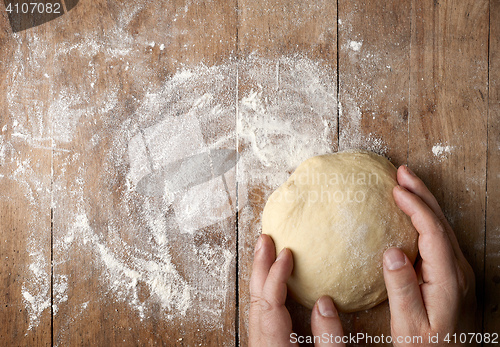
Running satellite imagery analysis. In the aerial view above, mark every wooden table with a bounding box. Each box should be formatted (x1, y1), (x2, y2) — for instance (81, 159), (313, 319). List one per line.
(0, 0), (498, 345)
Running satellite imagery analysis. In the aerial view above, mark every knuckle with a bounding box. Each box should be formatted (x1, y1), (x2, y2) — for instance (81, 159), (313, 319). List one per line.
(456, 267), (467, 291)
(430, 319), (455, 336)
(260, 312), (279, 335)
(456, 262), (475, 298)
(250, 293), (274, 312)
(432, 219), (447, 235)
(436, 212), (450, 229)
(389, 283), (419, 315)
(395, 279), (417, 300)
(258, 308), (288, 340)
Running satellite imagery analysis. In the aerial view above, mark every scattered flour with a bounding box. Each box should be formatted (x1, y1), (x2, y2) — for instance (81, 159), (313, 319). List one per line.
(3, 54), (343, 335)
(237, 55), (337, 189)
(21, 250), (51, 331)
(2, 2), (385, 336)
(432, 143), (453, 158)
(337, 11), (407, 156)
(349, 40), (363, 51)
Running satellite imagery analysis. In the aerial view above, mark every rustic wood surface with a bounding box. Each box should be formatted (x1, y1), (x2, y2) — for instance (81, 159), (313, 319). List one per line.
(408, 0), (490, 336)
(49, 1), (238, 346)
(0, 11), (53, 345)
(0, 0), (498, 346)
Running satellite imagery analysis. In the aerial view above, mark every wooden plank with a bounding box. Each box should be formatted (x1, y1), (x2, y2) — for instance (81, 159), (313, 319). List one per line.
(485, 0), (500, 334)
(339, 0), (411, 166)
(0, 20), (52, 345)
(238, 1), (337, 66)
(43, 0), (238, 345)
(409, 0), (489, 333)
(0, 150), (52, 346)
(0, 145), (52, 345)
(336, 0), (412, 343)
(237, 1), (338, 345)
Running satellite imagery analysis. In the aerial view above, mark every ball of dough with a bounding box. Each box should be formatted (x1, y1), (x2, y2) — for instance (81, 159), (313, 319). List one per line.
(262, 150), (418, 312)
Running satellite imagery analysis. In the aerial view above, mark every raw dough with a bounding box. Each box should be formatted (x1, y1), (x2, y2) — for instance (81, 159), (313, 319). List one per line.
(262, 150), (418, 312)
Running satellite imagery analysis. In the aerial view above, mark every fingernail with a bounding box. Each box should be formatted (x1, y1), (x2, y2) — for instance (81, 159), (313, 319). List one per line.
(405, 165), (416, 177)
(276, 248), (287, 261)
(396, 185), (409, 192)
(384, 248), (406, 270)
(255, 235), (263, 253)
(317, 296), (337, 317)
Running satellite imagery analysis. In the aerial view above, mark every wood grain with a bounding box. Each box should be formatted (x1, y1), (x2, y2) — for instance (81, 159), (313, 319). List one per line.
(12, 0), (238, 345)
(0, 19), (53, 346)
(0, 149), (52, 347)
(338, 0), (411, 166)
(409, 0), (489, 333)
(485, 0), (500, 334)
(0, 0), (498, 345)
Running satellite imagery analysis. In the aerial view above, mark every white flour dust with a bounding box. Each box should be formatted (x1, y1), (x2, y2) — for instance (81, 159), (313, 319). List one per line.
(21, 250), (51, 331)
(349, 40), (363, 52)
(432, 143), (453, 159)
(337, 12), (407, 155)
(2, 48), (349, 336)
(237, 55), (338, 189)
(1, 3), (374, 335)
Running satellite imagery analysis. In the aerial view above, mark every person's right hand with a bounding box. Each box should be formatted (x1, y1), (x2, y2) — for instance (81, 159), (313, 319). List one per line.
(383, 165), (476, 346)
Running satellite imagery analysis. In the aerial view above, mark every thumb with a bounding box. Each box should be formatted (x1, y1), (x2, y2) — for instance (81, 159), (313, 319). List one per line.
(383, 248), (428, 331)
(310, 296), (345, 346)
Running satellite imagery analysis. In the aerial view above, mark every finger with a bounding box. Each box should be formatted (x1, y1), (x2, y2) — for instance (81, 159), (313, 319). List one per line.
(383, 248), (429, 332)
(393, 185), (457, 284)
(258, 248), (296, 345)
(311, 296), (345, 346)
(249, 234), (281, 346)
(396, 166), (464, 259)
(250, 234), (277, 298)
(396, 166), (445, 223)
(262, 248), (294, 307)
(393, 187), (464, 330)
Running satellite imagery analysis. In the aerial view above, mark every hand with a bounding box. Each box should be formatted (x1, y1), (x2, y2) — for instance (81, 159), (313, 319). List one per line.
(383, 165), (476, 346)
(249, 234), (345, 346)
(249, 164), (476, 346)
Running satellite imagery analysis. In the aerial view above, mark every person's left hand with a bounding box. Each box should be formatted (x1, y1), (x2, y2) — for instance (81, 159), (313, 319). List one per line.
(249, 234), (345, 347)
